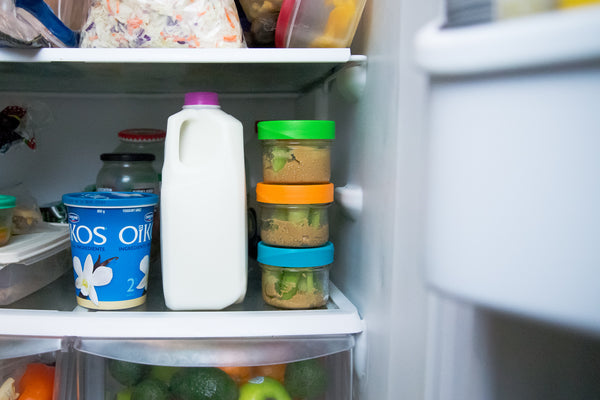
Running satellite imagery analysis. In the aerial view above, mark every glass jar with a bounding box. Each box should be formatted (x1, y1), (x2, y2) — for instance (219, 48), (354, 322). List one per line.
(113, 129), (166, 182)
(96, 153), (159, 194)
(258, 120), (334, 184)
(256, 183), (333, 248)
(258, 241), (333, 309)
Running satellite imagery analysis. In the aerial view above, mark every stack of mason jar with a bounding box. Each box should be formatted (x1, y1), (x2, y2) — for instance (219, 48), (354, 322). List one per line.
(255, 120), (335, 310)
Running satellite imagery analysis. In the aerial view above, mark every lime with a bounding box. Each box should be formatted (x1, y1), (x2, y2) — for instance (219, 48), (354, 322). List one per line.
(170, 367), (238, 400)
(284, 358), (328, 398)
(150, 365), (181, 383)
(131, 378), (170, 400)
(116, 388), (132, 400)
(108, 359), (151, 387)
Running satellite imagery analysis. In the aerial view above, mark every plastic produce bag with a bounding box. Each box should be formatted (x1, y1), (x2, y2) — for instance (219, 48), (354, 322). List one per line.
(80, 0), (245, 48)
(0, 0), (78, 47)
(0, 0), (47, 47)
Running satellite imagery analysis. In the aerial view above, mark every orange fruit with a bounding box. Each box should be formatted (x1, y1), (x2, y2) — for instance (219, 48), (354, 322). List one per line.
(252, 364), (287, 384)
(218, 366), (253, 385)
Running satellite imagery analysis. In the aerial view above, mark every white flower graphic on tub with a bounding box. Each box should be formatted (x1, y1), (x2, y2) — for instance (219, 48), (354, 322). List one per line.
(73, 254), (113, 305)
(136, 255), (149, 290)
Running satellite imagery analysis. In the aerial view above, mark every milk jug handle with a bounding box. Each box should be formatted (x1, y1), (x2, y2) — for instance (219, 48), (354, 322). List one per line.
(165, 115), (186, 167)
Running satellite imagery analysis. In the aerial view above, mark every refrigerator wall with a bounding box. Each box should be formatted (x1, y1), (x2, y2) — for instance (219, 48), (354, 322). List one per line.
(417, 4), (600, 400)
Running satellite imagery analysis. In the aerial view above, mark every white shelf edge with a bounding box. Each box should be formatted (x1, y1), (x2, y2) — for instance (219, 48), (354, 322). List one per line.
(0, 283), (363, 339)
(415, 5), (600, 76)
(0, 48), (353, 64)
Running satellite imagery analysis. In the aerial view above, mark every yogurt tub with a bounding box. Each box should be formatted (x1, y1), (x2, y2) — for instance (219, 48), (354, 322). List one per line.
(258, 241), (333, 309)
(0, 195), (16, 247)
(258, 120), (334, 184)
(256, 183), (333, 248)
(62, 192), (158, 310)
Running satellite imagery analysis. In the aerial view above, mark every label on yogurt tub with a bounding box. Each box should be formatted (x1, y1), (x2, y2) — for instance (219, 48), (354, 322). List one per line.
(62, 192), (159, 310)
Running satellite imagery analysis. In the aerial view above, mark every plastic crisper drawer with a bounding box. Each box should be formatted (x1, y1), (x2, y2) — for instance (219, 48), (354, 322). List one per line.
(75, 336), (354, 400)
(0, 336), (69, 400)
(0, 223), (71, 305)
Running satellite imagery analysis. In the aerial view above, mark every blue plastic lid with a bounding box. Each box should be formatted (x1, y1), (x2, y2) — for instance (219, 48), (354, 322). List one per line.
(62, 192), (158, 208)
(257, 241), (334, 268)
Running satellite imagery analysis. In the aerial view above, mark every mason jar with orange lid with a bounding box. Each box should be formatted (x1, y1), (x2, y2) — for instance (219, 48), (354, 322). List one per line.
(256, 182), (333, 248)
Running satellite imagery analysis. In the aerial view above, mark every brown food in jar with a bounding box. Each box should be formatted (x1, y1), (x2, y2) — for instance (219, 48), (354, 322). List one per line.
(260, 219), (329, 247)
(262, 143), (330, 184)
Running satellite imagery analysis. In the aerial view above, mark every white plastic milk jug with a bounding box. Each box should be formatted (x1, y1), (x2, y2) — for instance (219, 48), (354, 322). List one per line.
(161, 92), (247, 310)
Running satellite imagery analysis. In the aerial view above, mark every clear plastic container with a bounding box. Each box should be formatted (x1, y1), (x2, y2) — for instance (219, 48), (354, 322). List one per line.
(0, 222), (70, 304)
(275, 0), (367, 48)
(258, 241), (333, 309)
(0, 195), (16, 247)
(113, 129), (166, 182)
(258, 120), (334, 184)
(75, 336), (353, 400)
(96, 153), (159, 194)
(256, 183), (333, 248)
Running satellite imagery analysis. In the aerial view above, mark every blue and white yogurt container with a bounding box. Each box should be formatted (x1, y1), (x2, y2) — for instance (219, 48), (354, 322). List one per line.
(62, 192), (159, 310)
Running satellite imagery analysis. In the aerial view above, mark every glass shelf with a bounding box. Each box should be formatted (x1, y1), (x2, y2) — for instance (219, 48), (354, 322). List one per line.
(0, 48), (365, 94)
(0, 259), (363, 339)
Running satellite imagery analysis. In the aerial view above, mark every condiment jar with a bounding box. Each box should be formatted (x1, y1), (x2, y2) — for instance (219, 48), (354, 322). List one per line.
(0, 195), (16, 246)
(113, 129), (166, 182)
(256, 183), (333, 248)
(96, 153), (159, 194)
(258, 241), (333, 309)
(258, 120), (335, 184)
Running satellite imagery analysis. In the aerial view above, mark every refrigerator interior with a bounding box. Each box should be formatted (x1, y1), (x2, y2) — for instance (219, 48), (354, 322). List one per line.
(2, 1), (599, 399)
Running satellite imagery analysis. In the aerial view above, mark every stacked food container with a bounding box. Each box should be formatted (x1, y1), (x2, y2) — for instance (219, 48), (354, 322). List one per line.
(256, 120), (335, 309)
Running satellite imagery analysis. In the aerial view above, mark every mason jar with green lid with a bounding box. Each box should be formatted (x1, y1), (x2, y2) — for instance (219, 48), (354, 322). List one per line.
(0, 195), (16, 247)
(258, 120), (335, 184)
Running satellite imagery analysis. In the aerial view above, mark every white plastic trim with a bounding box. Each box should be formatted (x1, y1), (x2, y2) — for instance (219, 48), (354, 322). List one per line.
(415, 6), (600, 76)
(0, 284), (363, 338)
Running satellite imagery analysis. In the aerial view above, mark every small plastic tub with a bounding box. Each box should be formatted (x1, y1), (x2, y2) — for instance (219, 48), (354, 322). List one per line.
(275, 0), (367, 48)
(256, 183), (333, 248)
(62, 192), (158, 310)
(258, 241), (333, 309)
(258, 120), (334, 184)
(0, 195), (16, 247)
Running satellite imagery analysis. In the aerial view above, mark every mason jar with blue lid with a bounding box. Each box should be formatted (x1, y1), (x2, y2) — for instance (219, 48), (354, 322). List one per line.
(257, 241), (334, 309)
(62, 192), (158, 310)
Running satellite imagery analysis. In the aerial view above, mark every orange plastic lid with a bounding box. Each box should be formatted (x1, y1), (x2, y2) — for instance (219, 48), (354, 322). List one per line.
(256, 183), (334, 204)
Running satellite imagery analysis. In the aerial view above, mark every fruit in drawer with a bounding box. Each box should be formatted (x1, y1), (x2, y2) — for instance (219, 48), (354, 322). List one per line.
(217, 366), (253, 385)
(150, 365), (181, 383)
(131, 378), (170, 400)
(284, 359), (327, 399)
(238, 376), (291, 400)
(108, 359), (151, 386)
(18, 363), (55, 400)
(170, 367), (238, 400)
(251, 364), (286, 384)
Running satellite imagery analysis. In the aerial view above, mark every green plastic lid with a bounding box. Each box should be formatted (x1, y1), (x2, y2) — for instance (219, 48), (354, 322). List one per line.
(0, 195), (16, 209)
(257, 120), (335, 140)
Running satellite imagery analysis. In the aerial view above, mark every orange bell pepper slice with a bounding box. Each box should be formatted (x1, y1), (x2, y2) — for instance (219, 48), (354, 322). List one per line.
(18, 363), (55, 400)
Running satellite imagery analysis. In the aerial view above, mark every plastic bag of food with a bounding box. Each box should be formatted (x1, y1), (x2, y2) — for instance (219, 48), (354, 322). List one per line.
(0, 0), (47, 47)
(80, 0), (245, 48)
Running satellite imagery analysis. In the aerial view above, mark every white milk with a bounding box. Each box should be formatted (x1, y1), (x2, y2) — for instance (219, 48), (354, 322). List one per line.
(160, 92), (247, 310)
